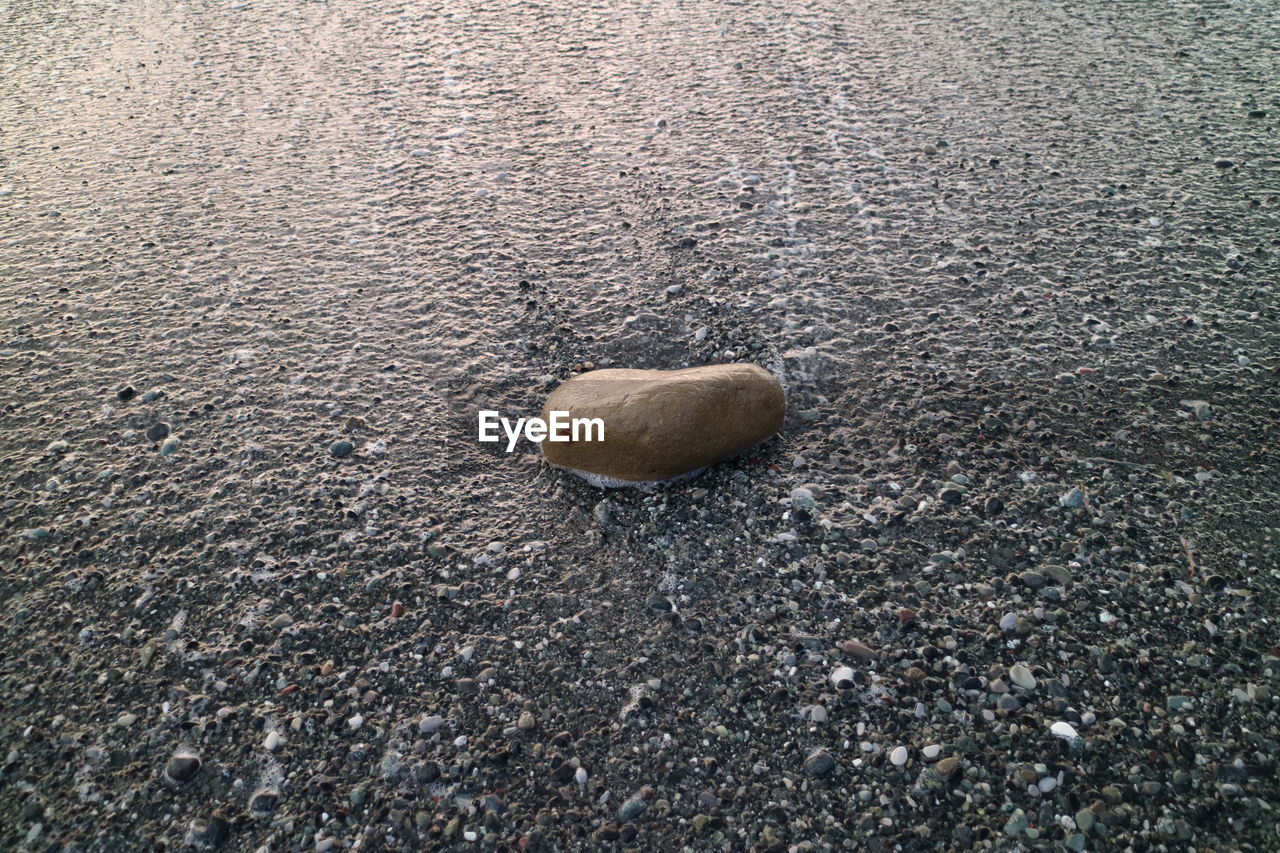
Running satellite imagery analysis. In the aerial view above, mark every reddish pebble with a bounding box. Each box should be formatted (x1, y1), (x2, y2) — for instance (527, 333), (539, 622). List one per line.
(1077, 367), (1096, 374)
(279, 683), (299, 696)
(391, 601), (404, 619)
(898, 607), (916, 625)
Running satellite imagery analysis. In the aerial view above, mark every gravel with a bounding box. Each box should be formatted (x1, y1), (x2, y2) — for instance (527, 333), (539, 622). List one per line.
(2, 0), (1278, 850)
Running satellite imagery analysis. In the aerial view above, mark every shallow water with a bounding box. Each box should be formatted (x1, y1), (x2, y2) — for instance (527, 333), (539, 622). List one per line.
(2, 0), (1279, 849)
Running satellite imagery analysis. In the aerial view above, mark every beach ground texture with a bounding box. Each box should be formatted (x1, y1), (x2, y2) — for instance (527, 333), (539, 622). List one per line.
(1, 0), (1279, 850)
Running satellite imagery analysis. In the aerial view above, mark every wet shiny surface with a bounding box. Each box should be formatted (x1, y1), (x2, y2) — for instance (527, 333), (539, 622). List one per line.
(3, 0), (1277, 475)
(2, 0), (1279, 848)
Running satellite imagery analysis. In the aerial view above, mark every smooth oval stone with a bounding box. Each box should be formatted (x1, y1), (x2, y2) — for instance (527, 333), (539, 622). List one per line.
(540, 363), (785, 485)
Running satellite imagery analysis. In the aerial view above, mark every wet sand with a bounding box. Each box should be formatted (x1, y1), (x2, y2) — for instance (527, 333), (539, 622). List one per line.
(2, 0), (1279, 849)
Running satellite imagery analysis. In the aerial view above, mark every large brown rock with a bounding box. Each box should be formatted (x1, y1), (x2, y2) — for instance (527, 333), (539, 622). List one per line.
(540, 363), (785, 485)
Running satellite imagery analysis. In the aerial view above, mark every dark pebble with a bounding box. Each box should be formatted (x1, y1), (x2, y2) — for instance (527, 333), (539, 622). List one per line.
(164, 754), (202, 784)
(194, 815), (230, 848)
(481, 794), (508, 813)
(617, 795), (647, 821)
(329, 440), (355, 458)
(146, 422), (171, 442)
(249, 790), (278, 813)
(804, 748), (837, 776)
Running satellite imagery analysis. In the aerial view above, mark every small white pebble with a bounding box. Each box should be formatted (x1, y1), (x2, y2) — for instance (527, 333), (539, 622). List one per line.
(347, 714), (364, 730)
(575, 767), (588, 785)
(1049, 721), (1079, 739)
(890, 746), (909, 766)
(1009, 663), (1037, 690)
(264, 731), (283, 751)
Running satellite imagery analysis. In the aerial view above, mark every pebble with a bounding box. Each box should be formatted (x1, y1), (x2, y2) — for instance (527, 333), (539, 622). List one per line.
(829, 666), (856, 689)
(1183, 399), (1213, 420)
(1059, 487), (1086, 508)
(804, 748), (837, 776)
(159, 436), (180, 455)
(330, 440), (355, 458)
(842, 640), (877, 660)
(889, 746), (908, 766)
(145, 422), (171, 442)
(264, 731), (283, 751)
(1009, 663), (1036, 690)
(1043, 564), (1072, 585)
(921, 744), (941, 760)
(790, 487), (817, 508)
(1050, 721), (1079, 740)
(540, 364), (785, 484)
(249, 789), (278, 813)
(617, 795), (647, 821)
(163, 752), (202, 784)
(1003, 809), (1028, 837)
